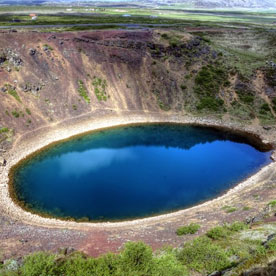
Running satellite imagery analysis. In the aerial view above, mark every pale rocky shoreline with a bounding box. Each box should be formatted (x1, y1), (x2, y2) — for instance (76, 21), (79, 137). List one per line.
(0, 109), (276, 231)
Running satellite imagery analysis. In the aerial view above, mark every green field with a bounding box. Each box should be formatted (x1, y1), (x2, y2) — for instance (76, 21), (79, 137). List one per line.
(0, 5), (276, 30)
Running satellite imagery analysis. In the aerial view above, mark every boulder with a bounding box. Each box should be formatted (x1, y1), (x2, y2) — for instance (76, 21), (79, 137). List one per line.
(0, 156), (6, 166)
(29, 48), (36, 56)
(271, 151), (276, 162)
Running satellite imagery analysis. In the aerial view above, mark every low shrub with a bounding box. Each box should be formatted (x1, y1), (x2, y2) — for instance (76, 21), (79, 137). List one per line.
(5, 84), (21, 103)
(267, 237), (276, 251)
(176, 223), (200, 236)
(11, 110), (20, 118)
(272, 98), (276, 112)
(20, 252), (56, 276)
(268, 200), (276, 207)
(77, 80), (90, 104)
(196, 97), (224, 111)
(92, 77), (108, 101)
(153, 250), (188, 276)
(25, 108), (31, 115)
(194, 64), (228, 97)
(222, 205), (238, 213)
(236, 90), (255, 105)
(259, 103), (271, 115)
(0, 127), (9, 133)
(177, 236), (231, 273)
(206, 226), (229, 240)
(161, 33), (169, 40)
(180, 84), (187, 90)
(119, 242), (154, 274)
(228, 221), (248, 232)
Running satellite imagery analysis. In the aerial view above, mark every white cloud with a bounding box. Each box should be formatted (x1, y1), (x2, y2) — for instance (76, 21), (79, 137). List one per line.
(57, 148), (136, 177)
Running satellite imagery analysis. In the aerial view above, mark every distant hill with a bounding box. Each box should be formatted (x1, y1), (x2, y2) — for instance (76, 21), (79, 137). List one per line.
(0, 0), (276, 9)
(172, 0), (276, 9)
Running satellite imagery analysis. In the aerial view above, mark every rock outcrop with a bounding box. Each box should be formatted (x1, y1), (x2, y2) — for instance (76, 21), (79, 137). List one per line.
(0, 156), (6, 166)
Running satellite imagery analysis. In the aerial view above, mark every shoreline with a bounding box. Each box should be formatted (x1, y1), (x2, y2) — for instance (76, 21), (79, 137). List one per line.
(1, 110), (276, 230)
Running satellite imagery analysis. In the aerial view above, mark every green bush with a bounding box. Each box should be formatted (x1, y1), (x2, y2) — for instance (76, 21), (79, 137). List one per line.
(177, 236), (231, 273)
(206, 226), (229, 240)
(259, 103), (271, 115)
(5, 84), (21, 103)
(272, 98), (276, 112)
(119, 242), (154, 275)
(176, 223), (200, 236)
(161, 33), (169, 40)
(152, 250), (188, 276)
(0, 127), (9, 133)
(20, 252), (56, 276)
(25, 108), (31, 115)
(95, 253), (120, 276)
(59, 253), (98, 276)
(180, 84), (187, 90)
(11, 110), (20, 118)
(43, 44), (53, 51)
(92, 77), (108, 101)
(236, 90), (255, 104)
(194, 65), (228, 97)
(77, 80), (90, 104)
(267, 237), (276, 251)
(268, 200), (276, 207)
(228, 221), (248, 232)
(222, 205), (238, 213)
(197, 97), (224, 111)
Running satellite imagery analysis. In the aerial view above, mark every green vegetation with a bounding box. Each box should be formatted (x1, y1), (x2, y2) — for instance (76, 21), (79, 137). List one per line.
(197, 97), (224, 112)
(92, 77), (108, 101)
(206, 222), (248, 240)
(77, 80), (90, 104)
(268, 200), (276, 207)
(272, 98), (276, 112)
(5, 84), (21, 103)
(180, 84), (187, 91)
(157, 98), (170, 111)
(25, 108), (31, 115)
(11, 110), (20, 118)
(194, 64), (227, 112)
(222, 205), (238, 213)
(1, 219), (275, 276)
(259, 103), (273, 114)
(228, 221), (249, 232)
(0, 126), (13, 143)
(161, 33), (182, 47)
(257, 100), (274, 123)
(177, 236), (231, 273)
(267, 237), (276, 251)
(0, 242), (189, 276)
(195, 64), (228, 96)
(0, 8), (275, 30)
(206, 226), (229, 240)
(43, 44), (53, 51)
(176, 223), (200, 236)
(0, 127), (9, 133)
(236, 88), (255, 105)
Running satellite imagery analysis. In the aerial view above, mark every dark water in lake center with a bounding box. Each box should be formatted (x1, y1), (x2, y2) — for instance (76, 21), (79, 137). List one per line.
(12, 124), (271, 221)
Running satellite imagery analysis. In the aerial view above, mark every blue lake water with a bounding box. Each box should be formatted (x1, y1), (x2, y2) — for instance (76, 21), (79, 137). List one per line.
(12, 124), (271, 221)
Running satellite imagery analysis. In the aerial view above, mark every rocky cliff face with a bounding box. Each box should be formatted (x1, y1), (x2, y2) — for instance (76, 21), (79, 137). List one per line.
(0, 29), (275, 150)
